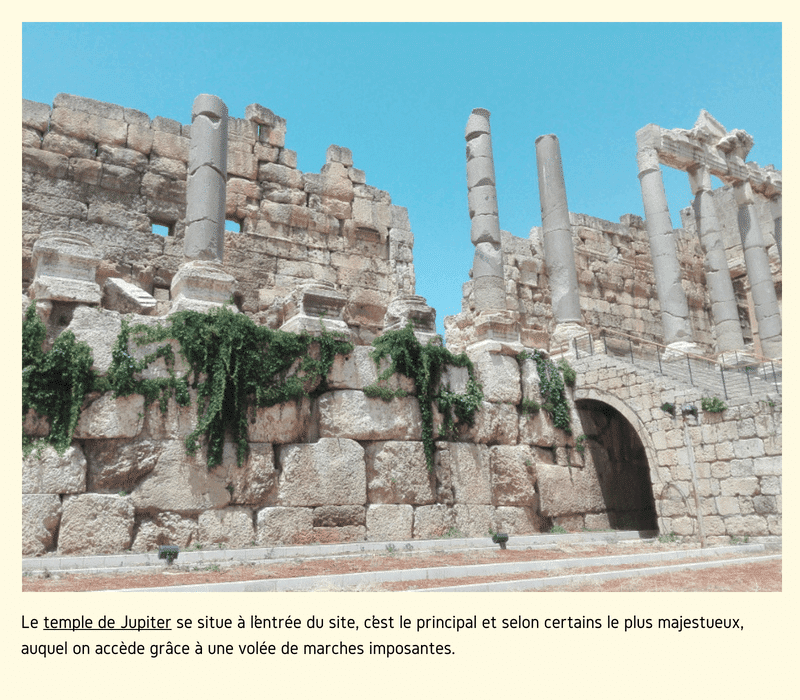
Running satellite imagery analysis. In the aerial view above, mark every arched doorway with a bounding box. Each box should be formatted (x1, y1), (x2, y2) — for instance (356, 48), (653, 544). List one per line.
(575, 398), (657, 531)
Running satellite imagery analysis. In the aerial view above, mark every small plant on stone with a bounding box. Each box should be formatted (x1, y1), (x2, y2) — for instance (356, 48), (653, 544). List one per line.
(658, 532), (678, 544)
(730, 535), (749, 545)
(520, 398), (541, 415)
(701, 396), (727, 413)
(575, 434), (587, 454)
(660, 402), (676, 416)
(549, 524), (567, 534)
(441, 527), (465, 539)
(557, 359), (576, 387)
(384, 544), (397, 555)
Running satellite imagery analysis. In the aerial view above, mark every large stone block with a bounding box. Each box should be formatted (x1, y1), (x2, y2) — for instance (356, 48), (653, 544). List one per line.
(75, 393), (145, 439)
(132, 512), (199, 552)
(413, 504), (456, 539)
(536, 463), (605, 517)
(489, 445), (537, 506)
(327, 345), (415, 393)
(276, 438), (366, 506)
(519, 410), (557, 447)
(130, 440), (231, 515)
(365, 441), (435, 505)
(84, 438), (160, 492)
(457, 401), (519, 444)
(58, 494), (135, 554)
(218, 442), (278, 507)
(312, 505), (366, 527)
(22, 494), (61, 556)
(453, 504), (494, 538)
(23, 444), (86, 495)
(494, 506), (542, 535)
(247, 398), (312, 444)
(256, 506), (314, 545)
(64, 306), (122, 373)
(317, 390), (422, 441)
(435, 443), (492, 505)
(366, 504), (413, 541)
(198, 508), (256, 548)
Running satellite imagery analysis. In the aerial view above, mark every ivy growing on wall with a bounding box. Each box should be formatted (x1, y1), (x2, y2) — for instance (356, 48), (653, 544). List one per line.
(517, 349), (573, 433)
(364, 323), (483, 471)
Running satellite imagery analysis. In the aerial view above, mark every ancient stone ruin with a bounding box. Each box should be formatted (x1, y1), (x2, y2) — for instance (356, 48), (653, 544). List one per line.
(22, 94), (781, 556)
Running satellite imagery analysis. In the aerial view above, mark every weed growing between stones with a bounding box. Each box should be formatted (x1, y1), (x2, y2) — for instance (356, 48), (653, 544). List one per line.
(701, 396), (727, 413)
(364, 323), (483, 471)
(22, 304), (97, 455)
(112, 307), (353, 469)
(517, 349), (573, 434)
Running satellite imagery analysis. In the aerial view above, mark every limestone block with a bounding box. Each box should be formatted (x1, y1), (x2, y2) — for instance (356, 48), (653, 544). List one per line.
(489, 445), (537, 506)
(132, 512), (199, 552)
(130, 440), (231, 515)
(494, 506), (541, 535)
(100, 163), (140, 194)
(519, 410), (557, 447)
(259, 162), (303, 189)
(30, 232), (102, 305)
(22, 147), (69, 178)
(256, 506), (314, 545)
(457, 401), (519, 445)
(23, 409), (50, 438)
(276, 438), (366, 506)
(23, 127), (42, 148)
(152, 130), (190, 162)
(103, 278), (157, 315)
(218, 442), (278, 507)
(142, 394), (198, 440)
(365, 441), (435, 505)
(317, 391), (422, 441)
(453, 504), (494, 538)
(435, 443), (491, 505)
(58, 494), (134, 554)
(536, 463), (605, 517)
(75, 393), (145, 439)
(720, 477), (759, 497)
(22, 494), (61, 556)
(247, 398), (312, 444)
(84, 438), (160, 492)
(198, 508), (255, 548)
(310, 526), (366, 544)
(366, 504), (413, 541)
(127, 124), (154, 155)
(23, 99), (51, 132)
(724, 514), (768, 537)
(312, 505), (366, 527)
(413, 504), (456, 539)
(22, 444), (87, 495)
(584, 512), (612, 530)
(752, 456), (781, 476)
(326, 144), (353, 167)
(64, 306), (122, 373)
(328, 345), (413, 393)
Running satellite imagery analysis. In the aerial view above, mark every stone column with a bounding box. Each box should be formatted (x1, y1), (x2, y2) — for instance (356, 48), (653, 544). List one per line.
(769, 195), (782, 260)
(733, 181), (781, 357)
(688, 165), (745, 355)
(535, 134), (584, 347)
(636, 141), (696, 353)
(170, 94), (236, 313)
(466, 108), (505, 313)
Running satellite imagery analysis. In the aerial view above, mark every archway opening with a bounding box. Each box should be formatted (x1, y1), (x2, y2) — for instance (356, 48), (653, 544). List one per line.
(575, 398), (657, 531)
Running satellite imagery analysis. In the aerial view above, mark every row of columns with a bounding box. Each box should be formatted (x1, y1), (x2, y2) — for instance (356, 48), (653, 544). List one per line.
(465, 108), (781, 360)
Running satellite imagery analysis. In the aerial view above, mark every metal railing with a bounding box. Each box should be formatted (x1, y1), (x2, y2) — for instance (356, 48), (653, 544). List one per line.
(558, 328), (781, 400)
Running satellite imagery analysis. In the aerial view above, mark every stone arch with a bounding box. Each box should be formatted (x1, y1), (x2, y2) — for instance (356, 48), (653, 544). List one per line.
(572, 388), (658, 531)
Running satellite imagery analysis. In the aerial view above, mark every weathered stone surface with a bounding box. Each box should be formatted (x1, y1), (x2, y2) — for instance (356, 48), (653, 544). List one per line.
(84, 438), (159, 492)
(435, 443), (491, 505)
(519, 411), (557, 447)
(75, 393), (145, 439)
(453, 504), (494, 538)
(23, 409), (50, 438)
(457, 401), (519, 444)
(256, 506), (314, 545)
(365, 441), (435, 505)
(103, 277), (157, 315)
(413, 504), (457, 540)
(489, 445), (537, 506)
(30, 232), (102, 304)
(65, 306), (122, 373)
(366, 504), (413, 541)
(132, 512), (198, 552)
(198, 508), (255, 548)
(317, 390), (422, 441)
(130, 440), (230, 515)
(327, 345), (415, 393)
(247, 398), (312, 444)
(22, 494), (61, 556)
(494, 506), (541, 535)
(312, 505), (366, 527)
(469, 350), (521, 404)
(310, 525), (366, 544)
(276, 438), (366, 506)
(58, 494), (134, 554)
(218, 442), (278, 507)
(536, 463), (605, 516)
(23, 444), (86, 495)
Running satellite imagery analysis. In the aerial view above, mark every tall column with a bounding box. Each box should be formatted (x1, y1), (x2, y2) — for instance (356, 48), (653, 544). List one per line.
(733, 181), (781, 358)
(170, 94), (236, 313)
(769, 195), (782, 260)
(535, 134), (584, 346)
(688, 165), (745, 354)
(465, 108), (505, 313)
(636, 140), (695, 352)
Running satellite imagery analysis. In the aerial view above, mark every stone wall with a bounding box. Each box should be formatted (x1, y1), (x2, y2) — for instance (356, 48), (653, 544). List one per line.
(23, 94), (417, 345)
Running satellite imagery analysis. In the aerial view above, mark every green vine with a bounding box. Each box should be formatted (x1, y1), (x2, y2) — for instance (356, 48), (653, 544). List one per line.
(22, 304), (98, 455)
(518, 349), (572, 433)
(364, 323), (483, 471)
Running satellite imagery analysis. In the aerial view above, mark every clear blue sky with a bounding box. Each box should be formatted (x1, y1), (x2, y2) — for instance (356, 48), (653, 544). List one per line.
(23, 23), (781, 335)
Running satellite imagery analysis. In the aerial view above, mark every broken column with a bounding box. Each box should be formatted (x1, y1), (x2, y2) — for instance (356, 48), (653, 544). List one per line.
(733, 181), (782, 358)
(636, 128), (697, 356)
(465, 109), (519, 347)
(170, 94), (236, 312)
(534, 134), (585, 349)
(688, 165), (745, 355)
